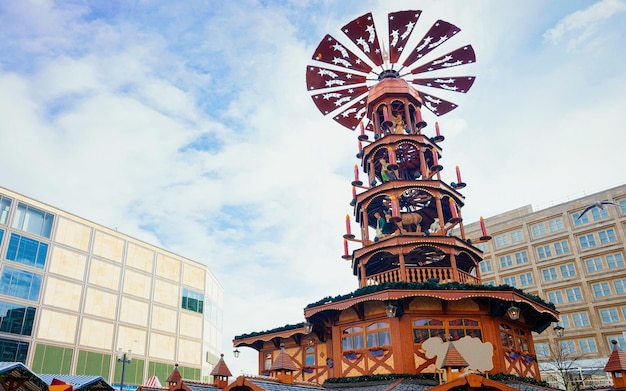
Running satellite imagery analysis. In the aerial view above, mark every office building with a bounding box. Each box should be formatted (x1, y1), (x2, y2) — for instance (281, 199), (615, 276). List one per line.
(0, 185), (223, 386)
(462, 184), (626, 386)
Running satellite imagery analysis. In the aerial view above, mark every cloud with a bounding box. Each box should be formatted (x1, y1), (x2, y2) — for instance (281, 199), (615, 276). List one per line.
(543, 0), (626, 50)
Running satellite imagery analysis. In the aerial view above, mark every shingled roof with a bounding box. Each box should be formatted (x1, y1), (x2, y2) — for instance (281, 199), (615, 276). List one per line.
(440, 342), (469, 369)
(604, 340), (626, 372)
(210, 355), (233, 377)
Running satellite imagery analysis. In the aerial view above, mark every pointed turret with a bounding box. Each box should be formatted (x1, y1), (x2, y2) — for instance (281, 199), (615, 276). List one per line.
(604, 340), (626, 388)
(210, 354), (233, 388)
(268, 344), (298, 384)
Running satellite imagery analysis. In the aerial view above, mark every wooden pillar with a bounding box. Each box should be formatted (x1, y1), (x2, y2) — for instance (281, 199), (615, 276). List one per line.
(435, 197), (445, 231)
(398, 252), (407, 282)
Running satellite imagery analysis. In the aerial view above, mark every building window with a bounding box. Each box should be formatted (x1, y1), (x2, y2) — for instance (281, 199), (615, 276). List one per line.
(0, 338), (29, 363)
(606, 335), (626, 350)
(559, 340), (577, 355)
(592, 282), (611, 298)
(483, 281), (495, 287)
(619, 199), (626, 213)
(499, 255), (513, 269)
(479, 260), (492, 273)
(6, 233), (48, 269)
(607, 253), (625, 268)
(547, 291), (564, 304)
(572, 312), (590, 327)
(535, 343), (549, 357)
(579, 339), (598, 353)
(560, 263), (576, 277)
(613, 279), (626, 295)
(520, 273), (533, 287)
(0, 266), (42, 301)
(565, 287), (583, 302)
(0, 301), (35, 336)
(366, 322), (391, 348)
(599, 308), (619, 323)
(495, 234), (508, 248)
(573, 212), (589, 225)
(181, 288), (204, 314)
(12, 203), (54, 239)
(559, 315), (571, 329)
(499, 324), (528, 352)
(503, 276), (517, 287)
(591, 207), (609, 220)
(304, 347), (315, 366)
(542, 268), (558, 281)
(554, 240), (570, 255)
(510, 230), (523, 243)
(549, 218), (564, 232)
(0, 229), (3, 246)
(264, 353), (272, 370)
(0, 196), (11, 225)
(514, 251), (529, 264)
(413, 319), (481, 343)
(531, 223), (546, 237)
(578, 234), (596, 249)
(585, 257), (603, 273)
(598, 228), (617, 244)
(536, 245), (552, 259)
(342, 326), (365, 350)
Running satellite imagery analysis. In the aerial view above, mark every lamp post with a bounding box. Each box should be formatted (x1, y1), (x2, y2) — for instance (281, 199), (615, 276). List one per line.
(233, 348), (240, 358)
(553, 324), (565, 338)
(117, 348), (132, 391)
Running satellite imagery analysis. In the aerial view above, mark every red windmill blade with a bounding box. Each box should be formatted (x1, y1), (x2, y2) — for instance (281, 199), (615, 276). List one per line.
(409, 45), (476, 75)
(387, 10), (422, 64)
(306, 10), (477, 129)
(401, 20), (461, 69)
(341, 12), (384, 67)
(411, 76), (476, 94)
(311, 34), (373, 74)
(305, 66), (367, 91)
(310, 85), (369, 116)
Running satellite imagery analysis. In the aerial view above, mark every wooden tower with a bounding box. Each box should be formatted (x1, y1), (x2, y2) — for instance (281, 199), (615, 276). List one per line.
(234, 9), (559, 385)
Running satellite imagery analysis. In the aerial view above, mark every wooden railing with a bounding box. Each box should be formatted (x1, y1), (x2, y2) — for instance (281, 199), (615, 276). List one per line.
(364, 267), (480, 286)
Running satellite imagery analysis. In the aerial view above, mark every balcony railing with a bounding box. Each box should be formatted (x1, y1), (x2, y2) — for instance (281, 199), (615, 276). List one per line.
(363, 266), (480, 287)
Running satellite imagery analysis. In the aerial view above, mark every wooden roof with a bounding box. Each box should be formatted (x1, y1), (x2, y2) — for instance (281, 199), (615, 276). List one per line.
(604, 341), (626, 372)
(269, 347), (298, 372)
(440, 342), (468, 368)
(209, 355), (233, 377)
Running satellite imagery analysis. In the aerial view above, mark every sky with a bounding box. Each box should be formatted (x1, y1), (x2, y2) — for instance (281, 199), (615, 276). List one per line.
(1, 0), (625, 378)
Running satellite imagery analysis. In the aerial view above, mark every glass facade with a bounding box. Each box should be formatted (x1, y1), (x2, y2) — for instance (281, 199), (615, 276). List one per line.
(0, 186), (224, 385)
(0, 301), (35, 335)
(0, 265), (42, 301)
(6, 233), (48, 269)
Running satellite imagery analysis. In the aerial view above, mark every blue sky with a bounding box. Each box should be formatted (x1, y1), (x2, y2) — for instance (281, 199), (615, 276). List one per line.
(1, 0), (625, 377)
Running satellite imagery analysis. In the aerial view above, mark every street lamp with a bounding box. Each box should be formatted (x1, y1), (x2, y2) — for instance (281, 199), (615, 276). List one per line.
(553, 324), (565, 338)
(233, 348), (240, 358)
(116, 348), (132, 391)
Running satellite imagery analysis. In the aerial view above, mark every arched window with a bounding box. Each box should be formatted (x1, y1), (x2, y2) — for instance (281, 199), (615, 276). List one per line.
(366, 322), (391, 348)
(413, 318), (445, 343)
(413, 318), (482, 343)
(341, 326), (364, 351)
(304, 347), (315, 366)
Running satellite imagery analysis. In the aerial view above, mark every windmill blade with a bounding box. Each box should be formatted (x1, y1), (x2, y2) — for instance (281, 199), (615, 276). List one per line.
(410, 45), (476, 75)
(306, 65), (367, 91)
(310, 85), (369, 116)
(402, 20), (461, 68)
(411, 76), (476, 93)
(312, 34), (373, 74)
(417, 90), (459, 116)
(387, 10), (422, 64)
(332, 92), (370, 130)
(341, 12), (384, 67)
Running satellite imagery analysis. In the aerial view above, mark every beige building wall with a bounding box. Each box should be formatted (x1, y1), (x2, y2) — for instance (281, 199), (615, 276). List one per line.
(462, 184), (626, 367)
(0, 185), (224, 385)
